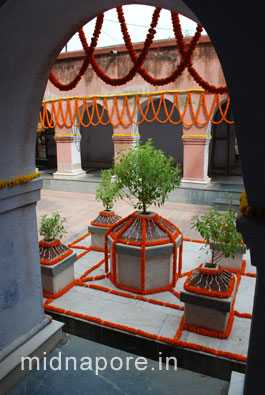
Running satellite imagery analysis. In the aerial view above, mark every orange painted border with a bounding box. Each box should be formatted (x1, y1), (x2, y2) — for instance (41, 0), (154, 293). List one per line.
(39, 239), (60, 247)
(40, 249), (73, 266)
(184, 269), (235, 299)
(104, 211), (183, 294)
(43, 231), (253, 363)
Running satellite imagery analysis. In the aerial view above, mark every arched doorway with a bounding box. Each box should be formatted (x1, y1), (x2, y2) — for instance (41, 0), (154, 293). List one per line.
(208, 101), (241, 177)
(138, 98), (183, 171)
(80, 103), (114, 169)
(36, 107), (56, 169)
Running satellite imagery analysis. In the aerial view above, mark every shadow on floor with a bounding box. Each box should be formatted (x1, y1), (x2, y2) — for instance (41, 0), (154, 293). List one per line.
(10, 333), (229, 395)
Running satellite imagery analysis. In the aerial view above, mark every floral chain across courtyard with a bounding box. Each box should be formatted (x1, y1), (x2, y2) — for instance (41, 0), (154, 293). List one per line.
(39, 90), (233, 130)
(49, 7), (227, 93)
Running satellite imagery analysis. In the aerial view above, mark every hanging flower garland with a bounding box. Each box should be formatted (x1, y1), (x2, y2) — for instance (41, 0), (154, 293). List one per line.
(117, 7), (202, 86)
(49, 14), (104, 91)
(170, 13), (227, 94)
(48, 6), (228, 93)
(89, 7), (161, 86)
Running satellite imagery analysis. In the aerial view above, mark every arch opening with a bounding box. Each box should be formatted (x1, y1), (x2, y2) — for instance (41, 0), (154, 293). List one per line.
(137, 98), (183, 172)
(79, 103), (114, 170)
(208, 101), (242, 178)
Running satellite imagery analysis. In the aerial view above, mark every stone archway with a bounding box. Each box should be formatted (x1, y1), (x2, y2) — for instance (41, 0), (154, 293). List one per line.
(208, 100), (241, 177)
(1, 2), (265, 393)
(36, 107), (57, 169)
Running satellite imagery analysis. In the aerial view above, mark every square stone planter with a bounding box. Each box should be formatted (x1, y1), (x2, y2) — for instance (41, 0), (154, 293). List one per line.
(39, 239), (77, 296)
(180, 263), (236, 333)
(88, 224), (108, 250)
(41, 252), (77, 295)
(88, 211), (121, 250)
(180, 289), (233, 333)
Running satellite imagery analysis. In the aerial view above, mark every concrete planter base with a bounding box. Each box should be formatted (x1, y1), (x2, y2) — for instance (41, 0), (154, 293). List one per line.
(41, 252), (77, 295)
(88, 211), (121, 250)
(180, 263), (235, 333)
(106, 211), (183, 294)
(39, 239), (77, 295)
(108, 239), (182, 292)
(180, 288), (233, 333)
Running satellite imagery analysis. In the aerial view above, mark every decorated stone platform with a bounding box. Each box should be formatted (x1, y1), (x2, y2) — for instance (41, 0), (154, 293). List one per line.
(43, 230), (256, 380)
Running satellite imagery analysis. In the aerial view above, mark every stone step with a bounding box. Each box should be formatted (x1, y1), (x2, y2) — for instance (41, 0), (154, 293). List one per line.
(214, 197), (240, 211)
(40, 169), (244, 207)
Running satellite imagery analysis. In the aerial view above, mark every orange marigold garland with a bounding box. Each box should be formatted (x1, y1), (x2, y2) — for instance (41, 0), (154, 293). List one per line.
(42, 231), (251, 363)
(170, 12), (227, 94)
(39, 239), (61, 247)
(68, 232), (91, 248)
(183, 266), (235, 299)
(89, 8), (161, 86)
(49, 14), (104, 90)
(40, 249), (73, 266)
(48, 6), (228, 93)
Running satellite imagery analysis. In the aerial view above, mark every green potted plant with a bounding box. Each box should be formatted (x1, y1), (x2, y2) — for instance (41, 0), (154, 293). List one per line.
(39, 211), (67, 242)
(190, 200), (246, 270)
(39, 212), (76, 296)
(88, 168), (122, 249)
(180, 200), (246, 334)
(105, 139), (183, 294)
(114, 138), (181, 214)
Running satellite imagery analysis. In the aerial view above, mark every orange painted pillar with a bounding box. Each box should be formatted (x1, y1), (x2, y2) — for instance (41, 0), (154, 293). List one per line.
(53, 126), (86, 178)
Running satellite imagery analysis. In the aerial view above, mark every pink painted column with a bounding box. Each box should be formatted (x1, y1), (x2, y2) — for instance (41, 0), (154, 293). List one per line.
(180, 93), (217, 184)
(53, 125), (86, 178)
(111, 97), (140, 158)
(182, 131), (211, 183)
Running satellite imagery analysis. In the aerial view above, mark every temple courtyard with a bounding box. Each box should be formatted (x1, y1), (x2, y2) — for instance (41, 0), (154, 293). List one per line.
(8, 187), (254, 393)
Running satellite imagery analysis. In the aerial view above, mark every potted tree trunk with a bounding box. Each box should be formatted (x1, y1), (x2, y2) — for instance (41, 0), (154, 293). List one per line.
(105, 139), (183, 294)
(39, 212), (76, 295)
(180, 202), (247, 334)
(88, 168), (122, 250)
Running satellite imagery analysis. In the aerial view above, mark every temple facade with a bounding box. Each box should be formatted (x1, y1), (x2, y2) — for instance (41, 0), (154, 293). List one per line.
(40, 36), (237, 184)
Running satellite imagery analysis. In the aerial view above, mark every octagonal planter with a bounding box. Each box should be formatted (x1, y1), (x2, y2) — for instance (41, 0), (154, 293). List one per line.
(88, 210), (121, 250)
(105, 211), (183, 294)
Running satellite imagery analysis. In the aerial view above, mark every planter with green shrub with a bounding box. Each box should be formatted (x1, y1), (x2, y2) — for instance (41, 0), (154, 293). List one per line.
(180, 201), (246, 334)
(39, 212), (76, 296)
(39, 211), (67, 242)
(190, 200), (246, 270)
(88, 168), (122, 249)
(105, 139), (183, 294)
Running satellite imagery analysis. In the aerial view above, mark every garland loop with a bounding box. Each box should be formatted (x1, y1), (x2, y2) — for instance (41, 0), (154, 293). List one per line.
(49, 7), (227, 93)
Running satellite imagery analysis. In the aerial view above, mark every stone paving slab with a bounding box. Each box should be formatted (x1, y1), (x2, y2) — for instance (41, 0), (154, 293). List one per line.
(44, 231), (256, 367)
